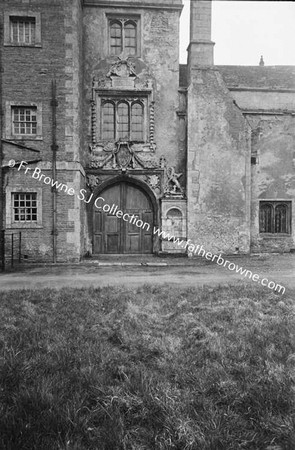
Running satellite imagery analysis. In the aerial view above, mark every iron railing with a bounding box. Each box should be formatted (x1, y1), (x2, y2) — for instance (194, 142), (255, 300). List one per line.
(0, 230), (22, 271)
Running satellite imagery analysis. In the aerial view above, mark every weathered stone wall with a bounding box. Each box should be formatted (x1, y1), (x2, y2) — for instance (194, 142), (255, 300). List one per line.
(187, 68), (251, 255)
(82, 4), (182, 170)
(230, 89), (295, 252)
(82, 2), (185, 252)
(247, 113), (295, 252)
(230, 90), (295, 111)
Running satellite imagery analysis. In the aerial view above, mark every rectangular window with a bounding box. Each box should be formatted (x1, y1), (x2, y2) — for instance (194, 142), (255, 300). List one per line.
(4, 12), (41, 47)
(12, 106), (37, 136)
(10, 16), (36, 44)
(13, 193), (37, 223)
(259, 201), (292, 234)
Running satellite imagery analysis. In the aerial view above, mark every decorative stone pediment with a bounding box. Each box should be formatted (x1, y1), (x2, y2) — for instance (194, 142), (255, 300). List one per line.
(94, 58), (153, 91)
(107, 59), (137, 78)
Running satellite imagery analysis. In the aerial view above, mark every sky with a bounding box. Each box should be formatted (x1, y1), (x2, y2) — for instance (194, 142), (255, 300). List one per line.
(179, 1), (295, 66)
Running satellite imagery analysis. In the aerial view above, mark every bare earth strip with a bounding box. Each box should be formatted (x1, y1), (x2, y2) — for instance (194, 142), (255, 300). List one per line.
(0, 254), (294, 293)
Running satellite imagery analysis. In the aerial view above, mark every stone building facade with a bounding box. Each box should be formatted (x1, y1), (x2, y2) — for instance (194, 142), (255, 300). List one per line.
(0, 0), (294, 262)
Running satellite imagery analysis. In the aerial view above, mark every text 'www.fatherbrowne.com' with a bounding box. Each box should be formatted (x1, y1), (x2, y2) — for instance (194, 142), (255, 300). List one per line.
(11, 159), (286, 295)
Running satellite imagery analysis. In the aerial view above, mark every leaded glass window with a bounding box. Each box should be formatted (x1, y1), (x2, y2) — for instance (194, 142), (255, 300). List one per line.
(110, 21), (122, 55)
(101, 99), (145, 142)
(109, 18), (138, 56)
(259, 201), (291, 234)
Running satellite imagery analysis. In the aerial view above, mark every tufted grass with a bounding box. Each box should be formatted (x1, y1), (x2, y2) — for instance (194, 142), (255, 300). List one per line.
(0, 284), (294, 449)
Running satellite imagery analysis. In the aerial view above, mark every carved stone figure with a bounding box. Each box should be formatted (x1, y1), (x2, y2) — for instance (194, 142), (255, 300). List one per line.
(87, 175), (101, 191)
(164, 167), (184, 196)
(146, 175), (160, 190)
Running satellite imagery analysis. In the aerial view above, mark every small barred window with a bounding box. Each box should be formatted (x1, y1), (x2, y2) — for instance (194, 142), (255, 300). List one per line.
(12, 107), (37, 135)
(10, 16), (36, 45)
(13, 193), (37, 222)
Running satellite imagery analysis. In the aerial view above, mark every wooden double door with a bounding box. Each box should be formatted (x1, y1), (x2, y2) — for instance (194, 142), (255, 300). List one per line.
(93, 182), (154, 254)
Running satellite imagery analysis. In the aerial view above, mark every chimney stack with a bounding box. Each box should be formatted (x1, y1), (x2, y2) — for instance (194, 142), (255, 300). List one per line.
(188, 0), (214, 68)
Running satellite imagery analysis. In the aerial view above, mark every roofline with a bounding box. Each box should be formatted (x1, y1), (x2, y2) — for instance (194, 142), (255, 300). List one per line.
(228, 87), (295, 94)
(83, 0), (183, 11)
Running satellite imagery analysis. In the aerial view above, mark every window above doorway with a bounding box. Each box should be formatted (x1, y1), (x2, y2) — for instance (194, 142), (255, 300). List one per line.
(101, 98), (145, 142)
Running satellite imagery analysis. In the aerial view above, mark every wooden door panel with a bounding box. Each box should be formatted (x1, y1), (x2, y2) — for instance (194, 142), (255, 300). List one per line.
(125, 234), (140, 253)
(106, 215), (119, 233)
(143, 234), (153, 253)
(94, 211), (102, 232)
(125, 184), (150, 209)
(93, 182), (154, 254)
(103, 184), (120, 205)
(106, 235), (120, 253)
(93, 211), (102, 253)
(93, 235), (102, 254)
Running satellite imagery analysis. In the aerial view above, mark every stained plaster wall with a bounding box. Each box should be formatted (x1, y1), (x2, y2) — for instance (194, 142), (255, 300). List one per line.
(248, 113), (295, 252)
(187, 68), (251, 254)
(230, 89), (295, 252)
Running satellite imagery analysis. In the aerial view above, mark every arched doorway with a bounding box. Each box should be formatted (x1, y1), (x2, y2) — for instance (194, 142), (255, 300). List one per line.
(93, 181), (154, 254)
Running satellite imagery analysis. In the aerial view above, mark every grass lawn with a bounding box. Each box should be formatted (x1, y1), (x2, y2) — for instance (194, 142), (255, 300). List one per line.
(0, 284), (294, 450)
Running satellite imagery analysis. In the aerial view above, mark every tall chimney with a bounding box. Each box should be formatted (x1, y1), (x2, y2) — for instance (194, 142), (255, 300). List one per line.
(188, 0), (214, 68)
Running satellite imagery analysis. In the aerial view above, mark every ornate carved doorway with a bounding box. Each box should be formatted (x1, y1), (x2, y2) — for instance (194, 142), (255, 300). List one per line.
(93, 182), (154, 254)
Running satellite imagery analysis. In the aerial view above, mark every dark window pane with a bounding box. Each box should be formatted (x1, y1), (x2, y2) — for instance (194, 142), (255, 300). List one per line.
(110, 22), (122, 55)
(117, 102), (129, 139)
(124, 22), (136, 55)
(10, 17), (36, 44)
(260, 203), (272, 233)
(131, 102), (143, 141)
(102, 102), (115, 140)
(275, 204), (288, 233)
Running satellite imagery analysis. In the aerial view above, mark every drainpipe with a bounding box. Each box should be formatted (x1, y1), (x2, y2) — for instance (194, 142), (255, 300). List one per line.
(51, 79), (58, 263)
(0, 26), (4, 270)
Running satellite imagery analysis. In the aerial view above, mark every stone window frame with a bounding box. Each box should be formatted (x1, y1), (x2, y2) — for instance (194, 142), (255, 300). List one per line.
(4, 11), (42, 47)
(259, 200), (292, 235)
(98, 94), (148, 144)
(5, 101), (43, 141)
(106, 14), (141, 58)
(6, 187), (43, 229)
